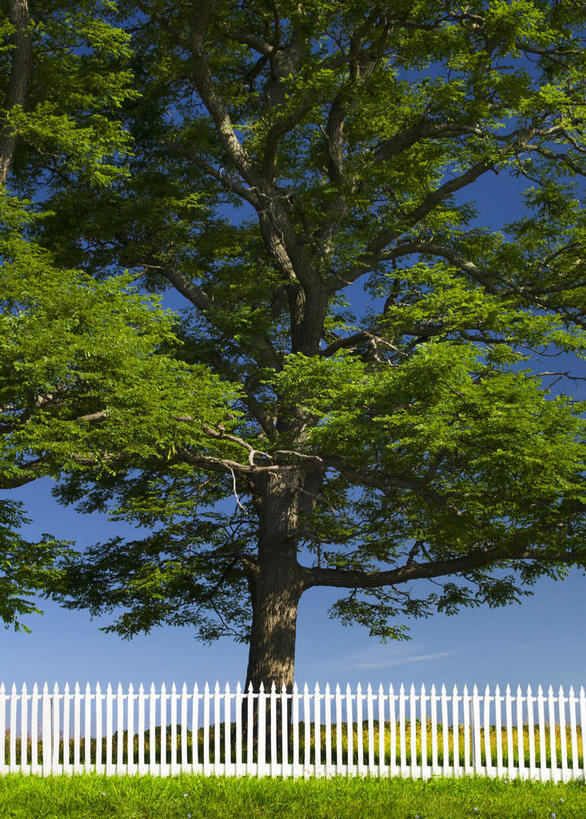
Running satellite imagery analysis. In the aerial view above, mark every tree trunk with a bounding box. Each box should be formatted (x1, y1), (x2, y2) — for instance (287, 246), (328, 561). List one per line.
(241, 467), (306, 763)
(0, 0), (33, 185)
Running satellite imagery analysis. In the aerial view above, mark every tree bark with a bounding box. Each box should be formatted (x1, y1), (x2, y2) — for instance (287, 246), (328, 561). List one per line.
(241, 467), (307, 763)
(0, 0), (33, 185)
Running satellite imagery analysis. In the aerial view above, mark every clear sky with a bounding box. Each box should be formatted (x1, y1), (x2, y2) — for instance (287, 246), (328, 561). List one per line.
(1, 115), (585, 702)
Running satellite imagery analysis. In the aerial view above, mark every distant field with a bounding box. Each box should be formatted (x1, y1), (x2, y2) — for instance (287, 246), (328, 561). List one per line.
(1, 772), (585, 818)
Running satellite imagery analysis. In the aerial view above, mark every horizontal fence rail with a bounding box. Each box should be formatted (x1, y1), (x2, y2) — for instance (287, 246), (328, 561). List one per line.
(1, 681), (585, 781)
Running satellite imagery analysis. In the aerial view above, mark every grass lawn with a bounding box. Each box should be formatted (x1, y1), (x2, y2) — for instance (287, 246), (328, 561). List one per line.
(0, 773), (585, 818)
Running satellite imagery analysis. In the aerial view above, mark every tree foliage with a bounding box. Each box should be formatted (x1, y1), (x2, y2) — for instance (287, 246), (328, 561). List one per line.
(1, 0), (585, 682)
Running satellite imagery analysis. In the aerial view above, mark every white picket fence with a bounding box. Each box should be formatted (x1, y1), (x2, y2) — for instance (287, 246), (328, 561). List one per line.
(1, 680), (585, 781)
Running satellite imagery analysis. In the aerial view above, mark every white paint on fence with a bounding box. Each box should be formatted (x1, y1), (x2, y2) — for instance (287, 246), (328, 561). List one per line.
(0, 681), (584, 781)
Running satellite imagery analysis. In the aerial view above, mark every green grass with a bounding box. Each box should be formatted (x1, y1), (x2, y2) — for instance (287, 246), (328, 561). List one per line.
(0, 773), (585, 818)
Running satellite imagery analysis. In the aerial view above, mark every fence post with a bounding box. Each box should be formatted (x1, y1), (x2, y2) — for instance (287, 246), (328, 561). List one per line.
(41, 682), (51, 777)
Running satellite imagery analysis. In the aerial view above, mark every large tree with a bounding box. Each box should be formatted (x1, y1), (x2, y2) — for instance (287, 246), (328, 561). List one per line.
(3, 0), (586, 713)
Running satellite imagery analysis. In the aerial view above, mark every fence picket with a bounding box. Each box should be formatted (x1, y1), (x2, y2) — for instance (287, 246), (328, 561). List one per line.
(516, 685), (525, 781)
(10, 683), (17, 772)
(431, 683), (438, 776)
(527, 685), (536, 779)
(314, 682), (321, 775)
(421, 685), (428, 779)
(21, 682), (28, 773)
(138, 683), (145, 775)
(95, 683), (102, 774)
(495, 685), (503, 777)
(559, 685), (568, 782)
(569, 686), (578, 780)
(410, 684), (417, 779)
(537, 685), (546, 782)
(106, 683), (113, 775)
(128, 683), (135, 775)
(170, 682), (178, 776)
(452, 684), (460, 777)
(0, 683), (5, 774)
(116, 683), (124, 775)
(356, 682), (364, 776)
(548, 685), (557, 782)
(181, 683), (188, 772)
(325, 682), (332, 777)
(335, 683), (342, 775)
(1, 679), (584, 782)
(31, 683), (39, 775)
(366, 683), (374, 774)
(441, 684), (449, 776)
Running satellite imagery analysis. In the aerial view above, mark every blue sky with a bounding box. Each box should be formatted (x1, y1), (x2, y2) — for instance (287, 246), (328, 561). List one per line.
(2, 118), (585, 700)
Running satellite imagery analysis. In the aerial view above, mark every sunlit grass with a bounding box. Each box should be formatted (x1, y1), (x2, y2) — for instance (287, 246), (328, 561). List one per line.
(0, 771), (585, 818)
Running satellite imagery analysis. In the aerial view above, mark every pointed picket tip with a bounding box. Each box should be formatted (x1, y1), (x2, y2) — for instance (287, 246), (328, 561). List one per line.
(325, 682), (331, 694)
(194, 682), (199, 693)
(107, 682), (113, 694)
(182, 682), (187, 693)
(150, 682), (156, 693)
(472, 684), (478, 694)
(139, 683), (144, 694)
(247, 681), (253, 693)
(484, 684), (490, 694)
(22, 681), (27, 694)
(171, 682), (177, 693)
(214, 681), (220, 693)
(236, 681), (242, 694)
(538, 685), (544, 695)
(346, 682), (351, 693)
(409, 683), (414, 694)
(128, 682), (134, 693)
(225, 681), (230, 693)
(314, 682), (320, 693)
(356, 681), (362, 693)
(527, 684), (532, 695)
(462, 684), (468, 695)
(548, 685), (554, 695)
(117, 682), (123, 693)
(378, 683), (384, 694)
(281, 682), (288, 694)
(441, 683), (447, 694)
(580, 685), (585, 697)
(11, 682), (17, 693)
(431, 683), (437, 694)
(0, 682), (4, 695)
(303, 682), (309, 693)
(94, 682), (99, 694)
(367, 682), (372, 693)
(259, 681), (265, 692)
(53, 682), (59, 693)
(204, 681), (210, 693)
(558, 684), (565, 695)
(569, 685), (575, 697)
(32, 682), (38, 694)
(293, 681), (299, 694)
(335, 683), (341, 694)
(399, 683), (405, 693)
(161, 682), (167, 693)
(43, 682), (49, 693)
(516, 684), (522, 695)
(505, 684), (511, 694)
(495, 684), (501, 694)
(270, 681), (276, 693)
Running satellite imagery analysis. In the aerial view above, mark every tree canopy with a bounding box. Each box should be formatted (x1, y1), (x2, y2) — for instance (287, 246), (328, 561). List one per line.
(1, 0), (585, 690)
